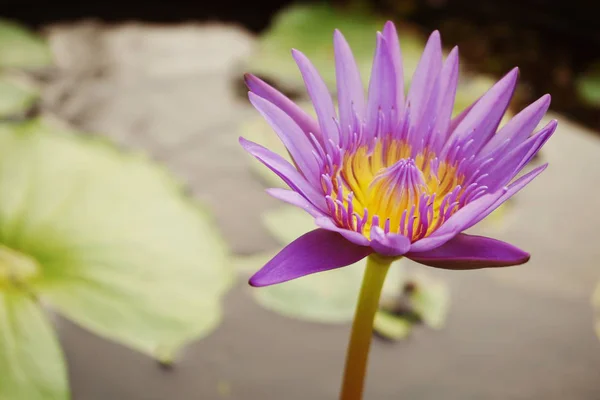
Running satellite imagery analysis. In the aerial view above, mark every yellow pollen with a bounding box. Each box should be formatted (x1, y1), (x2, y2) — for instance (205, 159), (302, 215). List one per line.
(325, 136), (464, 241)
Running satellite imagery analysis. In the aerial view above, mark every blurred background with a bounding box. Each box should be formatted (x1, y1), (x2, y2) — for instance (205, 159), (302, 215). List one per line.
(0, 0), (599, 399)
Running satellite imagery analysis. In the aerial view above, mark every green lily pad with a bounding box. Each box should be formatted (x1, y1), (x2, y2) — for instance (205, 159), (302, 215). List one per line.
(373, 309), (412, 340)
(408, 272), (450, 329)
(246, 3), (425, 92)
(0, 19), (53, 69)
(0, 75), (39, 118)
(0, 288), (68, 400)
(576, 62), (600, 107)
(0, 118), (232, 365)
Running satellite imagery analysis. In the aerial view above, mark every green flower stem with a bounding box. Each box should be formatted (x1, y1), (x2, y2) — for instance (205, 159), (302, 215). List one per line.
(339, 254), (394, 400)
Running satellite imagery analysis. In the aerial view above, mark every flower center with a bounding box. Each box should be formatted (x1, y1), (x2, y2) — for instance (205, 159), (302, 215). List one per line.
(323, 135), (466, 241)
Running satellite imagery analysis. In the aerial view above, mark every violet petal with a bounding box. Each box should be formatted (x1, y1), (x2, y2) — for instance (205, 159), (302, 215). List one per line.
(334, 29), (365, 137)
(248, 92), (321, 187)
(292, 49), (339, 144)
(249, 229), (372, 286)
(239, 137), (327, 211)
(408, 233), (530, 269)
(245, 73), (321, 142)
(370, 227), (411, 257)
(366, 33), (397, 139)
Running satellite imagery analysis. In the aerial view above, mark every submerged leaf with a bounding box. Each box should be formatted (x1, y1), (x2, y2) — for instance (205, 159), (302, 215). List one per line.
(0, 19), (52, 69)
(0, 119), (232, 360)
(0, 288), (68, 400)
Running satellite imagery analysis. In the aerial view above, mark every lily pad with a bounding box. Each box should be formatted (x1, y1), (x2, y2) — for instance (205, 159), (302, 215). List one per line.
(408, 272), (450, 329)
(246, 3), (425, 92)
(0, 19), (53, 69)
(0, 288), (68, 400)
(0, 75), (39, 118)
(0, 118), (232, 367)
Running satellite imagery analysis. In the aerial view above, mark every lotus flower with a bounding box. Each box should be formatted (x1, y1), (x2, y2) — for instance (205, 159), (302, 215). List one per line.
(241, 21), (556, 287)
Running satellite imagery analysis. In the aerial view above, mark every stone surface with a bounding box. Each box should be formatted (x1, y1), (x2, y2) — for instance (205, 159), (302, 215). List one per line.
(40, 21), (600, 400)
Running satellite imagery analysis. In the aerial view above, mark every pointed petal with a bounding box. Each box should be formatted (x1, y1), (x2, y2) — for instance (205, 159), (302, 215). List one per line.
(444, 68), (519, 159)
(265, 188), (325, 218)
(315, 216), (371, 246)
(382, 21), (405, 116)
(463, 163), (548, 231)
(248, 92), (321, 186)
(429, 47), (459, 151)
(408, 233), (529, 269)
(334, 29), (365, 136)
(484, 120), (556, 190)
(480, 94), (551, 157)
(365, 33), (397, 138)
(245, 73), (321, 141)
(370, 226), (411, 257)
(249, 229), (372, 286)
(239, 137), (327, 211)
(405, 31), (442, 131)
(292, 49), (339, 144)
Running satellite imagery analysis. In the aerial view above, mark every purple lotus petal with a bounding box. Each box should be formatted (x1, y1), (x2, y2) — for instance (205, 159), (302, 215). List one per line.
(248, 92), (321, 186)
(366, 33), (397, 138)
(249, 229), (372, 286)
(427, 46), (459, 152)
(245, 73), (321, 142)
(480, 94), (551, 158)
(315, 217), (371, 246)
(484, 120), (557, 190)
(463, 163), (548, 231)
(382, 21), (405, 117)
(292, 49), (339, 144)
(405, 31), (442, 131)
(334, 29), (365, 137)
(266, 188), (325, 218)
(369, 227), (411, 257)
(443, 68), (518, 160)
(239, 137), (327, 211)
(408, 233), (529, 269)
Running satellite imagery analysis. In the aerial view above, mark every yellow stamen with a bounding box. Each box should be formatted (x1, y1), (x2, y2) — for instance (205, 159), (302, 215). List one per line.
(327, 135), (464, 241)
